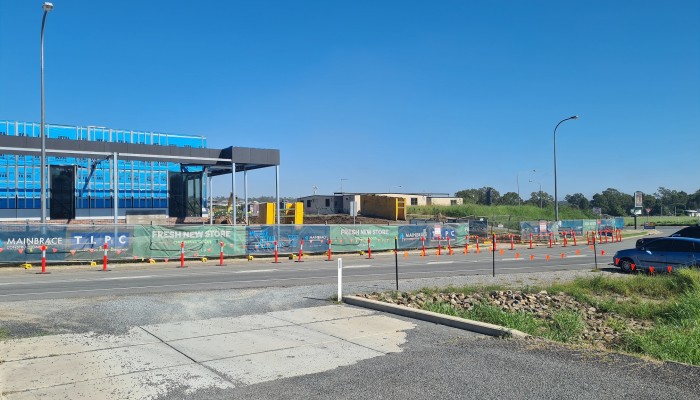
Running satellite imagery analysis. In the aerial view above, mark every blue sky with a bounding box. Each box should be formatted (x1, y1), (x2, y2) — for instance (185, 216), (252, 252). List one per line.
(1, 0), (698, 199)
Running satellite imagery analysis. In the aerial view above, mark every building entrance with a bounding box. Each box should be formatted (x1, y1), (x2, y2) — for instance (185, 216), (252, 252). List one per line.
(50, 166), (76, 219)
(168, 172), (202, 218)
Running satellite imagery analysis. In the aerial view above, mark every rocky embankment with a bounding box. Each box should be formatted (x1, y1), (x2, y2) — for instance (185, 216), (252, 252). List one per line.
(358, 290), (651, 345)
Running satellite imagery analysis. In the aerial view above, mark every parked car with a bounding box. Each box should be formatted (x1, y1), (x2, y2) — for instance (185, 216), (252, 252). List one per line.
(614, 237), (700, 273)
(635, 225), (700, 249)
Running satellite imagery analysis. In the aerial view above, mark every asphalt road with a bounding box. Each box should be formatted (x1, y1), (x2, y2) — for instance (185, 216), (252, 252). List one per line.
(0, 238), (635, 301)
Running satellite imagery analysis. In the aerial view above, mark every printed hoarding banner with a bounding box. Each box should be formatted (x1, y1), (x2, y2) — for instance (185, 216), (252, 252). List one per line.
(0, 223), (470, 263)
(0, 225), (67, 263)
(133, 225), (246, 259)
(64, 225), (134, 261)
(246, 225), (330, 254)
(330, 225), (398, 251)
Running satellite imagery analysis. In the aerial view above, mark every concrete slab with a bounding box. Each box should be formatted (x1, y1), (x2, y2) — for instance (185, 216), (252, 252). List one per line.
(141, 313), (290, 342)
(203, 340), (384, 386)
(305, 314), (416, 341)
(4, 364), (234, 400)
(167, 324), (339, 363)
(267, 304), (375, 324)
(349, 330), (411, 354)
(1, 304), (419, 398)
(0, 328), (158, 362)
(1, 343), (191, 393)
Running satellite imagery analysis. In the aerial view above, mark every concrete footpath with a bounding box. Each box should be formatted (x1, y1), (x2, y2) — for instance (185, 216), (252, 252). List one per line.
(0, 305), (416, 399)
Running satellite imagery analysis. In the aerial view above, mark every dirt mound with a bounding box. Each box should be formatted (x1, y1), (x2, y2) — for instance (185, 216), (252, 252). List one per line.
(303, 214), (403, 225)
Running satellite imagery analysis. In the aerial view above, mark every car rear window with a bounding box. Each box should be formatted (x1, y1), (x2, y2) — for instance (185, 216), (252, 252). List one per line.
(673, 226), (700, 238)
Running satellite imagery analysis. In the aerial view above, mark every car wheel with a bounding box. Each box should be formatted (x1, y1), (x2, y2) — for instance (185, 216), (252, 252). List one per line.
(619, 259), (633, 273)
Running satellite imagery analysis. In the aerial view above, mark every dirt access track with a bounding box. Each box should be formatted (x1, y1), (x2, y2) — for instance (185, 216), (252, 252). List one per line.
(303, 214), (403, 225)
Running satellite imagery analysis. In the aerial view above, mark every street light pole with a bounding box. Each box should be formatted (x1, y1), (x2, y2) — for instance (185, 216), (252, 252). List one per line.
(340, 178), (348, 193)
(553, 115), (578, 222)
(40, 2), (54, 224)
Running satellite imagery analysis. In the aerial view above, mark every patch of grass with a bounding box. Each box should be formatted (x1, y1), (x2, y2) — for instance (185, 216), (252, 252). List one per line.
(408, 204), (593, 222)
(594, 296), (665, 320)
(623, 216), (700, 227)
(544, 310), (586, 342)
(423, 301), (542, 337)
(0, 327), (9, 340)
(604, 317), (628, 332)
(413, 269), (700, 365)
(617, 320), (700, 365)
(550, 270), (699, 299)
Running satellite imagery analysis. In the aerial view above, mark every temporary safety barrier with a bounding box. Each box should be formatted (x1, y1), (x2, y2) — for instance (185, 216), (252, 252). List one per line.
(0, 222), (469, 264)
(520, 218), (625, 242)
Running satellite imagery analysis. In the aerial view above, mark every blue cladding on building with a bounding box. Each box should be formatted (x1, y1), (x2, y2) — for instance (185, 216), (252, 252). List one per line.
(0, 120), (207, 217)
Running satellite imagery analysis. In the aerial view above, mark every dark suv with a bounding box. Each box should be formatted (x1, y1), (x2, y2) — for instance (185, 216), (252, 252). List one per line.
(635, 225), (700, 249)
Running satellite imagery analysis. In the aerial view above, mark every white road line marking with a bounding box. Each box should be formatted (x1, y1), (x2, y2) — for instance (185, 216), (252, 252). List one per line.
(345, 264), (373, 269)
(234, 269), (277, 273)
(101, 276), (153, 281)
(427, 261), (454, 265)
(0, 262), (602, 298)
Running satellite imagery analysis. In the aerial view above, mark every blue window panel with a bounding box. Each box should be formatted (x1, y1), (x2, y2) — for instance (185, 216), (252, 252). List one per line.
(139, 198), (148, 208)
(17, 198), (25, 208)
(0, 198), (7, 209)
(95, 198), (104, 208)
(7, 198), (16, 208)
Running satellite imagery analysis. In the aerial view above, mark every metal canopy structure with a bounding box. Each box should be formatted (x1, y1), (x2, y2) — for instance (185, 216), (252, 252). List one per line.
(0, 135), (279, 169)
(0, 134), (281, 226)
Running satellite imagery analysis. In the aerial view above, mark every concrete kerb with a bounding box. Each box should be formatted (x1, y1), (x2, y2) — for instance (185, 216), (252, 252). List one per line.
(342, 295), (529, 339)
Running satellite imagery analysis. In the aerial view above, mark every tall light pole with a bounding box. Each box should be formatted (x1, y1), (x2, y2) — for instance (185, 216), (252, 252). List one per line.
(553, 115), (578, 222)
(40, 2), (54, 224)
(516, 169), (535, 206)
(340, 178), (348, 193)
(529, 180), (542, 208)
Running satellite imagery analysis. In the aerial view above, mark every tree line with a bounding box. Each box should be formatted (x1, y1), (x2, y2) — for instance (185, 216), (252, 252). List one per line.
(455, 187), (700, 216)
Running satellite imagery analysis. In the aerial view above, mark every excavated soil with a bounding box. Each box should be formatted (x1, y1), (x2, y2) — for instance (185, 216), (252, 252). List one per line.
(303, 214), (405, 225)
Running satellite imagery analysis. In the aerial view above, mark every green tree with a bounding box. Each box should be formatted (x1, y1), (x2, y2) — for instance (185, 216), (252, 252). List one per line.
(455, 189), (481, 204)
(590, 188), (633, 216)
(564, 193), (590, 210)
(526, 191), (553, 208)
(688, 189), (700, 210)
(654, 187), (689, 216)
(456, 187), (501, 205)
(499, 192), (521, 206)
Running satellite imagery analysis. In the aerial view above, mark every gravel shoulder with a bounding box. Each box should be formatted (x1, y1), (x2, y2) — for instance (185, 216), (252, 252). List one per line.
(0, 268), (621, 338)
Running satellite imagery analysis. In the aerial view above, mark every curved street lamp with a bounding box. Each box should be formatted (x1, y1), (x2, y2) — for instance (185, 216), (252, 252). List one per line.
(554, 115), (578, 222)
(40, 2), (54, 223)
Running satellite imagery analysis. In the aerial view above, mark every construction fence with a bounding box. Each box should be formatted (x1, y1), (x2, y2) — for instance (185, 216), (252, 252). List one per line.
(519, 218), (625, 240)
(0, 222), (471, 264)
